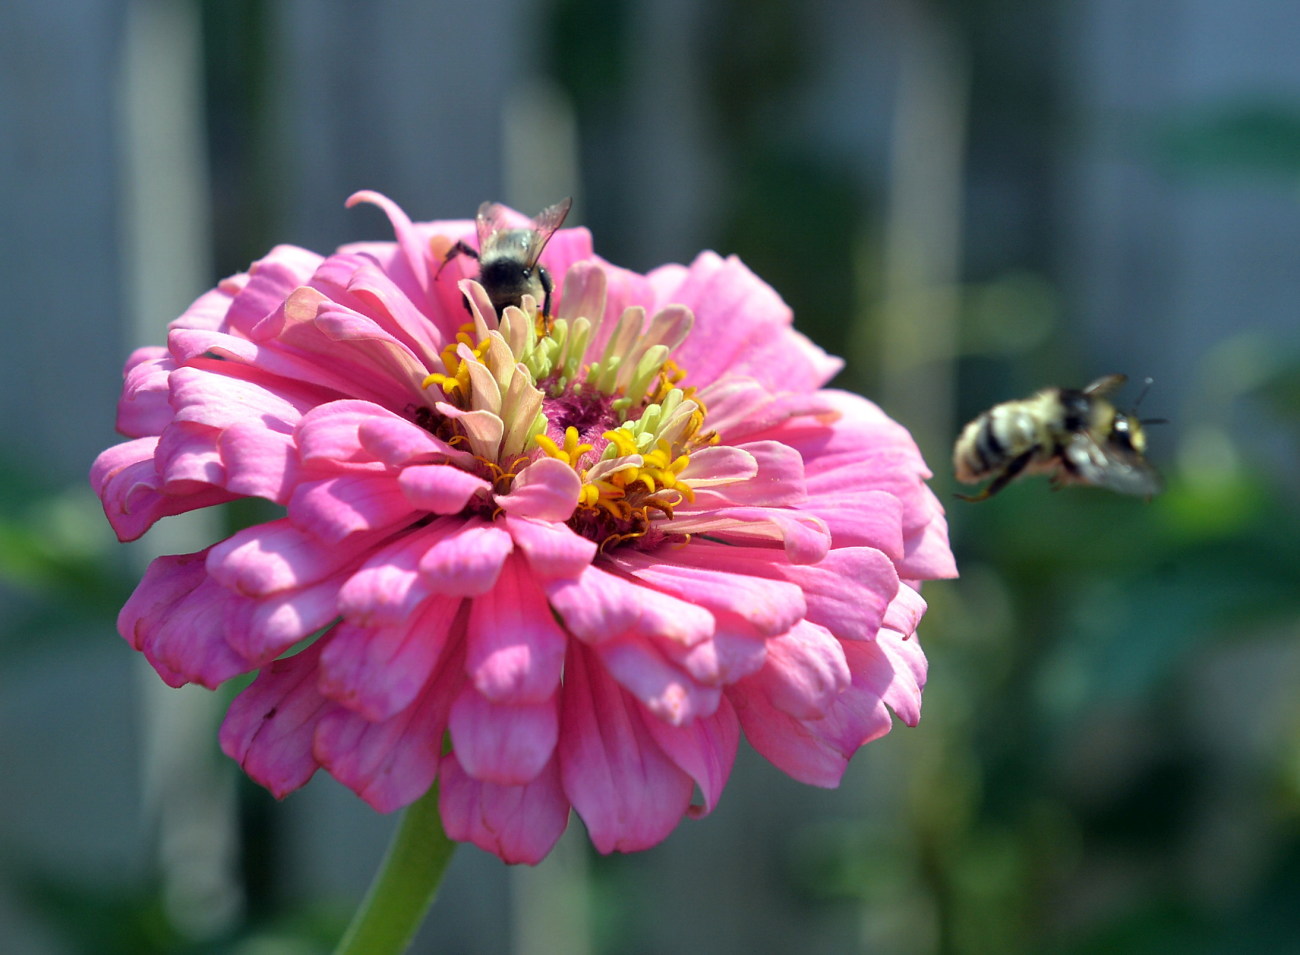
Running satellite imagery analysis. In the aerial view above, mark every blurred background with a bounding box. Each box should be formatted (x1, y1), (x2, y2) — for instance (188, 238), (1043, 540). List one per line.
(3, 0), (1300, 951)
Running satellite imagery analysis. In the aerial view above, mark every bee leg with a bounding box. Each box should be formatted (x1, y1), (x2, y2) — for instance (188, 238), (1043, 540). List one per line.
(436, 240), (478, 279)
(956, 450), (1034, 502)
(538, 265), (555, 318)
(435, 240), (482, 316)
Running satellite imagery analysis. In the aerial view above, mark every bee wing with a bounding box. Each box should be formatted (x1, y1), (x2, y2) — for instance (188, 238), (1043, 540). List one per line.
(1083, 373), (1127, 397)
(522, 197), (573, 267)
(475, 201), (511, 250)
(1063, 431), (1163, 496)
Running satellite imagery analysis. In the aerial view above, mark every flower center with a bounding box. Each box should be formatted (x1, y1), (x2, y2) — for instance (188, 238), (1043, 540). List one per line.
(416, 270), (714, 549)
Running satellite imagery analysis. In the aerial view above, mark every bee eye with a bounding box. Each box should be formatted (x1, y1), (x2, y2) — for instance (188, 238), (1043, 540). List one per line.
(1111, 416), (1135, 448)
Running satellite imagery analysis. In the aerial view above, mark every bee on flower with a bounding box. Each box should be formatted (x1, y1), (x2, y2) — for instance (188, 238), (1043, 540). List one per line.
(438, 197), (572, 319)
(92, 191), (956, 864)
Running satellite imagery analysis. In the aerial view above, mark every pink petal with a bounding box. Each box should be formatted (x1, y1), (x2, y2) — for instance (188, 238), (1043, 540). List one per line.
(830, 637), (922, 732)
(655, 252), (791, 386)
(169, 363), (311, 433)
(683, 441), (806, 507)
(675, 445), (757, 487)
(728, 686), (862, 789)
(118, 550), (252, 688)
(801, 489), (905, 559)
(541, 226), (596, 279)
(219, 422), (299, 503)
(219, 638), (334, 798)
(174, 280), (242, 333)
(117, 550), (210, 652)
(544, 564), (715, 647)
(167, 326), (362, 408)
(116, 347), (175, 438)
(91, 437), (237, 542)
(609, 550), (807, 638)
(154, 421), (224, 487)
(399, 463), (491, 513)
(503, 515), (596, 581)
(310, 298), (432, 390)
(738, 621), (850, 720)
(804, 446), (930, 520)
(344, 259), (443, 362)
(319, 593), (464, 721)
(448, 687), (559, 785)
(694, 379), (837, 445)
(337, 522), (449, 624)
(775, 392), (954, 577)
(424, 257), (482, 336)
(639, 697), (740, 818)
(314, 667), (457, 813)
(595, 257), (657, 333)
(656, 252), (842, 390)
(272, 289), (422, 410)
(730, 637), (904, 789)
(439, 754), (570, 865)
(725, 325), (843, 393)
(866, 628), (928, 725)
(296, 400), (409, 466)
(671, 506), (831, 565)
(794, 547), (898, 640)
(358, 412), (473, 468)
(207, 517), (382, 597)
(593, 636), (721, 725)
(558, 644), (695, 854)
(224, 576), (344, 664)
(883, 582), (928, 639)
(555, 260), (607, 324)
(899, 490), (958, 579)
(655, 540), (896, 643)
(289, 473), (417, 543)
(417, 517), (514, 596)
(346, 190), (432, 303)
(656, 617), (770, 686)
(222, 243), (324, 336)
(465, 556), (567, 703)
(643, 260), (689, 305)
(494, 457), (582, 522)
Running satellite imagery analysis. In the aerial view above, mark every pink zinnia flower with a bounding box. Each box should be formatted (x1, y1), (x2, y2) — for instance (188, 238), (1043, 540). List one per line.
(92, 192), (956, 864)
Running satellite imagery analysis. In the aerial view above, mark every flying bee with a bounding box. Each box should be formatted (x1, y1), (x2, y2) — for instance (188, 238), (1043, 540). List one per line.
(953, 374), (1163, 501)
(439, 197), (572, 318)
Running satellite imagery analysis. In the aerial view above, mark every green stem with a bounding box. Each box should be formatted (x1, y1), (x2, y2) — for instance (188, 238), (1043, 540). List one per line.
(333, 782), (457, 955)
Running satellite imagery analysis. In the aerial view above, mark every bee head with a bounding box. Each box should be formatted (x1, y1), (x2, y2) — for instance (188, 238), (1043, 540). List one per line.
(1112, 412), (1146, 453)
(1123, 377), (1167, 454)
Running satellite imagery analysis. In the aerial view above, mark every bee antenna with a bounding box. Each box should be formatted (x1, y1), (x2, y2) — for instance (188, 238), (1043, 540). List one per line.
(1132, 376), (1154, 412)
(1140, 417), (1169, 426)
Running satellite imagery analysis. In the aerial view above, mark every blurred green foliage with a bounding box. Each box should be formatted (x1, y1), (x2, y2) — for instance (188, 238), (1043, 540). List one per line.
(1155, 102), (1300, 185)
(14, 868), (345, 955)
(0, 460), (133, 657)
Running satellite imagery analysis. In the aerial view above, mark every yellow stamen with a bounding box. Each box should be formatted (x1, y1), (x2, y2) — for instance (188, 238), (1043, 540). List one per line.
(536, 426), (594, 468)
(534, 433), (562, 458)
(602, 427), (641, 458)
